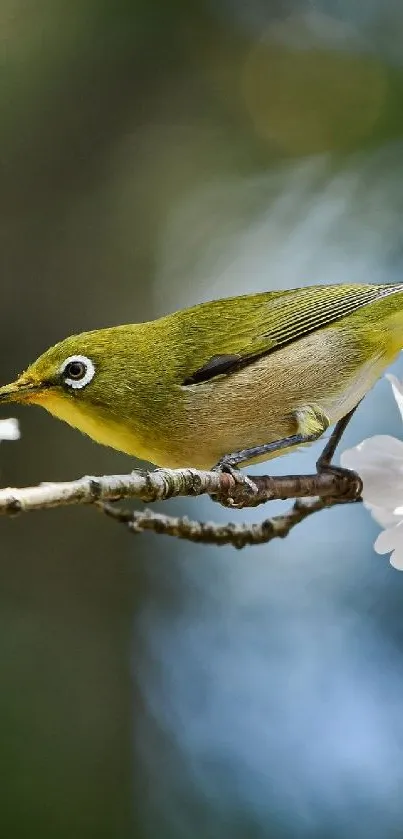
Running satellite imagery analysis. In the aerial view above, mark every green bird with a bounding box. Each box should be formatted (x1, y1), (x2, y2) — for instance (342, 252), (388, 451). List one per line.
(0, 283), (401, 471)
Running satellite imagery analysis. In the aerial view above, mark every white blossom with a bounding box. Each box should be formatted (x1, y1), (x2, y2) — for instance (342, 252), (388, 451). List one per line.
(341, 374), (403, 571)
(0, 418), (20, 442)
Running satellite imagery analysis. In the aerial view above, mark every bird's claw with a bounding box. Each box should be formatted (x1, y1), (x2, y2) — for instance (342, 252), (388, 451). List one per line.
(211, 461), (258, 508)
(316, 463), (363, 502)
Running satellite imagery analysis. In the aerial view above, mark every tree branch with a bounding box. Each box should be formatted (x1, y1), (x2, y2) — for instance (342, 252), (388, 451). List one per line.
(99, 495), (358, 549)
(0, 466), (362, 548)
(0, 466), (361, 515)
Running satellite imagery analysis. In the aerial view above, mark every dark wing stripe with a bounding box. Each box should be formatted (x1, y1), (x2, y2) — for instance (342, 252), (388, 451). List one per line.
(183, 351), (265, 385)
(183, 354), (241, 385)
(183, 284), (403, 386)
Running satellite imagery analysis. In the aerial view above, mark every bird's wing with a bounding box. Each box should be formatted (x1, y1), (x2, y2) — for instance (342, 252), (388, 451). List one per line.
(181, 283), (402, 385)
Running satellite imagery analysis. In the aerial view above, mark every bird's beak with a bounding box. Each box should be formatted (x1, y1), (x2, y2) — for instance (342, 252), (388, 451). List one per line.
(0, 378), (43, 404)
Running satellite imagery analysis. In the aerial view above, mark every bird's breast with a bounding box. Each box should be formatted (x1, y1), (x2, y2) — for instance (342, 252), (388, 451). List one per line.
(30, 391), (164, 462)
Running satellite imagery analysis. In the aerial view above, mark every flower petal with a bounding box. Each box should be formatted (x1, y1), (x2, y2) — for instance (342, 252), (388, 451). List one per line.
(374, 519), (403, 570)
(341, 436), (403, 508)
(390, 550), (403, 571)
(374, 526), (400, 555)
(0, 418), (20, 441)
(364, 502), (397, 528)
(386, 374), (403, 422)
(341, 435), (403, 468)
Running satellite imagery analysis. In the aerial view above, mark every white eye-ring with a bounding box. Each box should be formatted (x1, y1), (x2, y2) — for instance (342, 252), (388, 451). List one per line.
(60, 355), (95, 390)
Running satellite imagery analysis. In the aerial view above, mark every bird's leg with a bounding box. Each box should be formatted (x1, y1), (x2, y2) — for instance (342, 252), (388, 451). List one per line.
(213, 405), (329, 472)
(316, 403), (363, 498)
(211, 406), (329, 504)
(212, 404), (362, 505)
(214, 431), (324, 473)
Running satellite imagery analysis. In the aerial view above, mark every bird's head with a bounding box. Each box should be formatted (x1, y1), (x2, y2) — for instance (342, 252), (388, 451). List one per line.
(0, 333), (104, 408)
(0, 325), (154, 455)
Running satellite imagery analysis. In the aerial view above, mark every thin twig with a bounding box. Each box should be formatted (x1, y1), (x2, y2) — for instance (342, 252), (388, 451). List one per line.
(99, 495), (359, 548)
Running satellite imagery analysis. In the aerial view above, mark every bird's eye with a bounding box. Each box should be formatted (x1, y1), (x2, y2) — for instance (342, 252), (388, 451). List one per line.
(60, 355), (95, 390)
(66, 361), (85, 379)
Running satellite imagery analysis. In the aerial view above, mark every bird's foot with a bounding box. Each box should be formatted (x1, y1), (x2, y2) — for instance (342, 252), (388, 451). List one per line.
(210, 459), (258, 508)
(316, 462), (363, 502)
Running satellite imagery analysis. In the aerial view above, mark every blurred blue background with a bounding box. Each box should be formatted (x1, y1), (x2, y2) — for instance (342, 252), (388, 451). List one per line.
(2, 0), (403, 836)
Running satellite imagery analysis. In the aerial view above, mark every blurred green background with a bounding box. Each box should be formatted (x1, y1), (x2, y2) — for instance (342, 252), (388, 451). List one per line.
(3, 1), (403, 837)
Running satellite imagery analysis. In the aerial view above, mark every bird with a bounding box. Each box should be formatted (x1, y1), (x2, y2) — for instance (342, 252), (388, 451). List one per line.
(0, 282), (402, 471)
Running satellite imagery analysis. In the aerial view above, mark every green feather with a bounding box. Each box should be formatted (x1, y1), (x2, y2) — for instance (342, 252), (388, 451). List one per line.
(176, 283), (403, 385)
